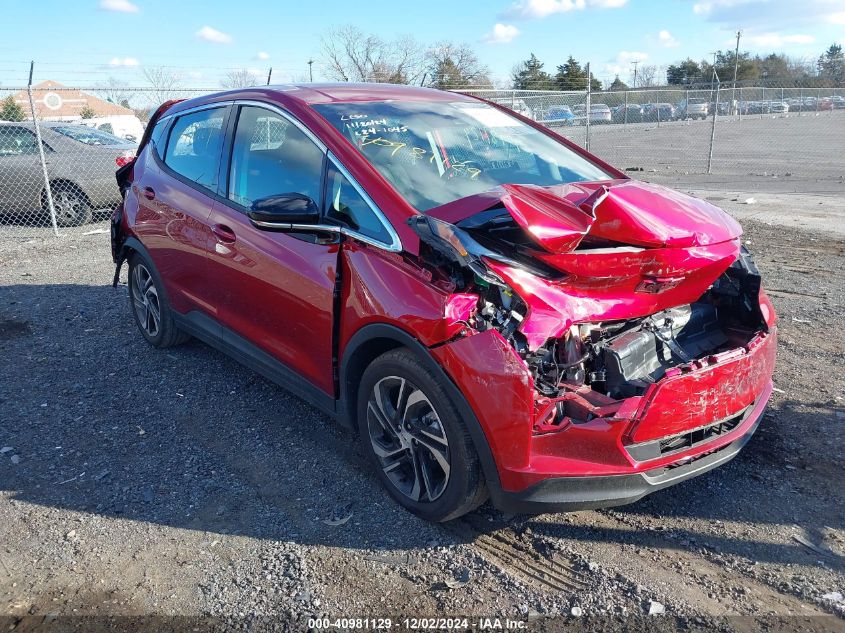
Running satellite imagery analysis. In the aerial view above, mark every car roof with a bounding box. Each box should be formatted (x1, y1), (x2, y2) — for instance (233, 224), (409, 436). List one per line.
(164, 82), (483, 121)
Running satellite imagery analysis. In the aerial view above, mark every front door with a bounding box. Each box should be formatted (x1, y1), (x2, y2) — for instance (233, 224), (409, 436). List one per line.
(205, 104), (339, 396)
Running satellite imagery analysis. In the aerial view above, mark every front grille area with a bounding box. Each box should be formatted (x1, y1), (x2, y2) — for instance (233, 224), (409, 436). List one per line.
(626, 405), (752, 463)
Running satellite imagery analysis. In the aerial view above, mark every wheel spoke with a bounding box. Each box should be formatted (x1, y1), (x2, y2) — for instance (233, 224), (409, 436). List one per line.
(407, 447), (423, 501)
(400, 388), (427, 425)
(413, 433), (451, 481)
(417, 449), (437, 502)
(368, 400), (399, 441)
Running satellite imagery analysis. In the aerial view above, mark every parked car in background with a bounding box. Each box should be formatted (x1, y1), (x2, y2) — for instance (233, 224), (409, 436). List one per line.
(0, 122), (136, 226)
(746, 101), (771, 115)
(544, 104), (576, 126)
(491, 97), (533, 120)
(769, 101), (789, 114)
(677, 98), (709, 119)
(78, 115), (145, 143)
(830, 96), (845, 109)
(642, 103), (676, 122)
(112, 83), (777, 521)
(572, 103), (612, 125)
(611, 104), (643, 124)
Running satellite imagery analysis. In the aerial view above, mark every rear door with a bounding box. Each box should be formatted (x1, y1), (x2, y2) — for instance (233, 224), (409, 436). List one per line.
(205, 103), (339, 395)
(131, 105), (229, 316)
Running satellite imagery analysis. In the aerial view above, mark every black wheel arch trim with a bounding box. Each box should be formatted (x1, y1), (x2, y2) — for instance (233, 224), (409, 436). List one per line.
(339, 323), (503, 495)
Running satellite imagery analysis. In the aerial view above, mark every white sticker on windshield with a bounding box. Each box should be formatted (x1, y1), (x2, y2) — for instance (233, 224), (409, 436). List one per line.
(454, 104), (518, 128)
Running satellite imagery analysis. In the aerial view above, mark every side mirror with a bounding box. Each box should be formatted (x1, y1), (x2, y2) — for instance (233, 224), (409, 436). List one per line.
(247, 193), (320, 226)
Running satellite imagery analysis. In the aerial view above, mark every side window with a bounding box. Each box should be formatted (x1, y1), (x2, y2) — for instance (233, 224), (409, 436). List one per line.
(326, 164), (392, 244)
(164, 108), (225, 191)
(0, 126), (40, 156)
(228, 106), (323, 209)
(149, 118), (170, 157)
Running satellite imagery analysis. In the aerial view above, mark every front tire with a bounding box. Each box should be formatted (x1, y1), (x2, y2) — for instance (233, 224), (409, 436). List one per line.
(127, 252), (190, 348)
(357, 349), (488, 522)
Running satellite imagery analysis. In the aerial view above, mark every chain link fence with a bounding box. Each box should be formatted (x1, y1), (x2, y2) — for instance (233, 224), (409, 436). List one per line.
(1, 77), (843, 255)
(461, 85), (845, 181)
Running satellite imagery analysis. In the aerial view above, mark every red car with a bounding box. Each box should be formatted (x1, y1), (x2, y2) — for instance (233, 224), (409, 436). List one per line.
(111, 84), (777, 521)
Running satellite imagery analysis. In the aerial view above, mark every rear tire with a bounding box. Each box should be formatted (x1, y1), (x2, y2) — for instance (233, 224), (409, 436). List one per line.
(127, 252), (190, 348)
(357, 348), (488, 522)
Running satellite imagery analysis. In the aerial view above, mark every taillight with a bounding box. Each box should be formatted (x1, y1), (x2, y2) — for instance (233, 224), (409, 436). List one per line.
(115, 151), (135, 168)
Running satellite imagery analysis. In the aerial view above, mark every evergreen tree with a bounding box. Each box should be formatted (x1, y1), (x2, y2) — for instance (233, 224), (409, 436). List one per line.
(0, 96), (26, 122)
(512, 54), (553, 90)
(818, 44), (845, 83)
(608, 76), (628, 91)
(666, 58), (703, 84)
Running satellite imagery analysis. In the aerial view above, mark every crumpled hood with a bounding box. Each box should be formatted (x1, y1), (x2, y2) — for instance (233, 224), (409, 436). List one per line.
(428, 179), (742, 253)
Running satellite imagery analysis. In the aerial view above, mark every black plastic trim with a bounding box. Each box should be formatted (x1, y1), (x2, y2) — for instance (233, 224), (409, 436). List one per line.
(172, 310), (337, 417)
(489, 409), (763, 514)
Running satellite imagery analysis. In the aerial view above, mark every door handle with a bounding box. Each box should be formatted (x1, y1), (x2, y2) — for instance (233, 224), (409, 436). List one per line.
(142, 186), (155, 200)
(212, 224), (236, 243)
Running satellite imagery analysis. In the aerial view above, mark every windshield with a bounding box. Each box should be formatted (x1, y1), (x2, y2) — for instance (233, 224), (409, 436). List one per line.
(51, 125), (130, 146)
(313, 100), (611, 211)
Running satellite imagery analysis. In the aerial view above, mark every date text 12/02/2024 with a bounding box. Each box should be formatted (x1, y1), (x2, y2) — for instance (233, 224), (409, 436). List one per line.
(307, 617), (528, 630)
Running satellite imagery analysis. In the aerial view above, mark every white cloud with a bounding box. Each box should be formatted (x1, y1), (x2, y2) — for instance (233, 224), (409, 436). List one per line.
(746, 33), (815, 46)
(603, 51), (648, 77)
(108, 57), (139, 66)
(694, 0), (844, 30)
(256, 51), (270, 60)
(195, 26), (233, 44)
(503, 0), (626, 19)
(99, 0), (139, 12)
(482, 23), (521, 44)
(657, 29), (679, 47)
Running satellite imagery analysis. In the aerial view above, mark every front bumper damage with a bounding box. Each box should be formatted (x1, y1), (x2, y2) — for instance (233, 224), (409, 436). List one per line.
(432, 326), (776, 511)
(414, 179), (778, 511)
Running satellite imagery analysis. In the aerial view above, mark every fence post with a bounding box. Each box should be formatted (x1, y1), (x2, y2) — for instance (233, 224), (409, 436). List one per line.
(585, 63), (591, 151)
(27, 61), (59, 237)
(707, 82), (720, 174)
(624, 89), (628, 124)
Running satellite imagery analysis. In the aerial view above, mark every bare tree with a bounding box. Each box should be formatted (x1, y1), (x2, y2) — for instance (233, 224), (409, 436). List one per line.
(95, 77), (133, 108)
(426, 41), (491, 89)
(142, 66), (184, 108)
(321, 26), (426, 84)
(220, 68), (262, 89)
(634, 64), (659, 87)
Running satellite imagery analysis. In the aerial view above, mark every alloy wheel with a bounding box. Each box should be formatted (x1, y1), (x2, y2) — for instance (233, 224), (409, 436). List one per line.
(366, 376), (451, 503)
(131, 263), (161, 338)
(53, 190), (86, 225)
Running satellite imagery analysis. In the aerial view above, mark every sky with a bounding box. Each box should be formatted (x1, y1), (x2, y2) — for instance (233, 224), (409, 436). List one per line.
(0, 0), (843, 89)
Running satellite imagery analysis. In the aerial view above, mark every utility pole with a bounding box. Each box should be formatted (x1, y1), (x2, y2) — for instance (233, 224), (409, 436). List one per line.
(308, 59), (314, 82)
(631, 60), (639, 88)
(732, 30), (742, 113)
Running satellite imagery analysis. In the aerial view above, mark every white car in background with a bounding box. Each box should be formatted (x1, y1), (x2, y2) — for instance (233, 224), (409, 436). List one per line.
(490, 98), (534, 120)
(78, 115), (145, 143)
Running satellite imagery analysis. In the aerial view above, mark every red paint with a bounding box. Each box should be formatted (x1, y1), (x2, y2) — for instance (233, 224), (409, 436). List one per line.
(115, 83), (778, 508)
(435, 329), (776, 491)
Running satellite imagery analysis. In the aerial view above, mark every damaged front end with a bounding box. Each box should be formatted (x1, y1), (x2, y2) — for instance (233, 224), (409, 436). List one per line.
(411, 180), (777, 493)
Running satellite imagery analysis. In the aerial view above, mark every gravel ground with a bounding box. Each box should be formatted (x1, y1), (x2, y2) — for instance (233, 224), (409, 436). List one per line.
(1, 185), (844, 632)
